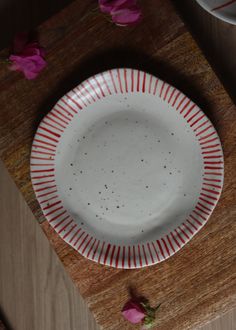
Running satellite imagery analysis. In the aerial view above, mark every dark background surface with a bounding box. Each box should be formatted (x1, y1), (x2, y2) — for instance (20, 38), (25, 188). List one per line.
(0, 0), (71, 48)
(174, 0), (236, 104)
(0, 0), (235, 103)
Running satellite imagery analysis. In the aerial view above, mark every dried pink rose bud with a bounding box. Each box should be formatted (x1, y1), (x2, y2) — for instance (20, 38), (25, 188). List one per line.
(122, 300), (146, 324)
(122, 298), (161, 328)
(9, 32), (46, 80)
(99, 0), (142, 26)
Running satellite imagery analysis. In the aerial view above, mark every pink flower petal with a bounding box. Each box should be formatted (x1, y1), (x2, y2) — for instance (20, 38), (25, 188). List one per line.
(99, 0), (126, 13)
(122, 308), (145, 324)
(122, 300), (146, 324)
(99, 0), (138, 14)
(9, 54), (46, 80)
(9, 33), (46, 80)
(111, 6), (142, 25)
(114, 0), (138, 9)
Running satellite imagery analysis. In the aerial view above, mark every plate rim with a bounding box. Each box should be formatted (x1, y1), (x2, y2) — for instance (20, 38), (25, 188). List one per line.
(196, 0), (236, 25)
(30, 68), (224, 269)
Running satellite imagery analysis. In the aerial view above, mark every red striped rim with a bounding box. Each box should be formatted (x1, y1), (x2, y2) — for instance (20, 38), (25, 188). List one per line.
(196, 0), (236, 25)
(31, 69), (224, 269)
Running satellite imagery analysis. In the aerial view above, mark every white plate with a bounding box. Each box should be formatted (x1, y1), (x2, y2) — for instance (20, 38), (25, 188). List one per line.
(31, 69), (224, 268)
(196, 0), (236, 25)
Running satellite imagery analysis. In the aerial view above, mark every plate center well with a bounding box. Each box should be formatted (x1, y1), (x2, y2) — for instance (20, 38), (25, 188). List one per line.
(56, 108), (202, 244)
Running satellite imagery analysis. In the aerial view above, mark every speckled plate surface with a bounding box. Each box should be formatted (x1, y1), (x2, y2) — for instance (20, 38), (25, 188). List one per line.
(196, 0), (236, 25)
(31, 69), (224, 268)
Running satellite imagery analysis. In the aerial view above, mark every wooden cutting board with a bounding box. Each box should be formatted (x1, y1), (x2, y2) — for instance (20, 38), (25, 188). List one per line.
(0, 1), (235, 329)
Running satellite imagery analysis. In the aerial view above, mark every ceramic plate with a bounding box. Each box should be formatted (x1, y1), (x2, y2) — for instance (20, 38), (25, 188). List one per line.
(196, 0), (236, 25)
(31, 69), (224, 268)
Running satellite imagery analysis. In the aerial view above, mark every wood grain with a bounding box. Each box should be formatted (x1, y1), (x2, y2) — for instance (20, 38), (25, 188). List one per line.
(201, 309), (236, 330)
(0, 161), (99, 330)
(0, 0), (235, 329)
